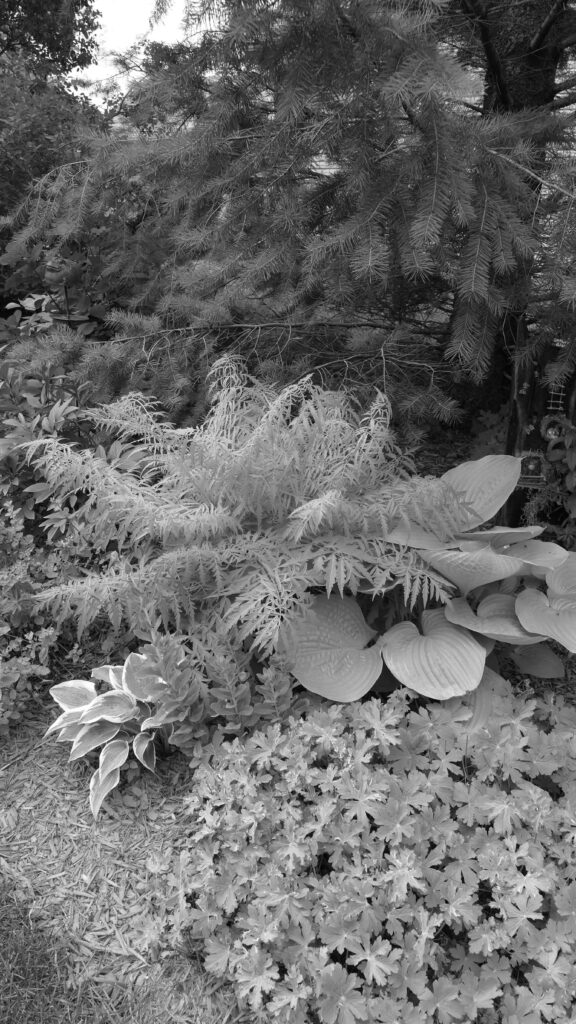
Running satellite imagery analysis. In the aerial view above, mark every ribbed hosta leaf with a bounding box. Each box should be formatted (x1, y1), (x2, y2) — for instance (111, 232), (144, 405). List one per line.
(444, 594), (547, 644)
(418, 546), (525, 595)
(515, 589), (576, 653)
(441, 455), (521, 531)
(279, 595), (382, 702)
(68, 721), (121, 760)
(505, 540), (568, 570)
(79, 690), (138, 724)
(378, 608), (485, 699)
(546, 553), (576, 596)
(49, 679), (98, 711)
(455, 525), (543, 546)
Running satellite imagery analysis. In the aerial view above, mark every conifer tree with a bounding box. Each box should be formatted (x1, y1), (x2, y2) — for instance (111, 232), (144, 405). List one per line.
(5, 1), (576, 473)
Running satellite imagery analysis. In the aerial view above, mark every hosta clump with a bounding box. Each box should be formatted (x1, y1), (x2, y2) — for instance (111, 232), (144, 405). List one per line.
(151, 683), (576, 1024)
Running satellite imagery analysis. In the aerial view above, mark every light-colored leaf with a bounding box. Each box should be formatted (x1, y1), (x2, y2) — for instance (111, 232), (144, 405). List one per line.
(505, 540), (568, 570)
(379, 608), (486, 699)
(418, 546), (525, 596)
(444, 594), (547, 644)
(49, 679), (98, 711)
(463, 666), (509, 734)
(279, 595), (383, 702)
(122, 653), (167, 701)
(441, 454), (521, 531)
(515, 589), (576, 653)
(455, 525), (543, 546)
(91, 665), (124, 689)
(386, 522), (452, 550)
(510, 644), (565, 679)
(90, 765), (121, 818)
(79, 690), (138, 725)
(68, 721), (121, 761)
(546, 553), (576, 596)
(44, 706), (85, 737)
(99, 738), (130, 777)
(133, 732), (156, 772)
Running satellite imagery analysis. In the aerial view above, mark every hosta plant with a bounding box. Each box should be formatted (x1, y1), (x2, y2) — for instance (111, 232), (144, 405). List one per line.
(279, 453), (575, 703)
(141, 683), (576, 1024)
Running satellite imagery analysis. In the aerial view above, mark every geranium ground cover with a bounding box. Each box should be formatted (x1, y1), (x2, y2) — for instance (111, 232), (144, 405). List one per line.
(150, 682), (576, 1024)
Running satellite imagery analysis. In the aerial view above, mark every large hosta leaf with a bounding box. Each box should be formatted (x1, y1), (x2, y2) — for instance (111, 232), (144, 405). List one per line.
(378, 609), (486, 699)
(49, 679), (98, 711)
(90, 766), (121, 819)
(546, 553), (576, 596)
(455, 526), (543, 547)
(68, 721), (121, 761)
(122, 653), (167, 702)
(441, 455), (521, 531)
(505, 540), (568, 571)
(444, 595), (547, 644)
(79, 690), (138, 725)
(418, 546), (526, 595)
(279, 595), (383, 702)
(515, 589), (576, 653)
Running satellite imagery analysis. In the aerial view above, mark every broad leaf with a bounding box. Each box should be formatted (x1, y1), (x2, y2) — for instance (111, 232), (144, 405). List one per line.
(133, 732), (156, 772)
(91, 665), (124, 689)
(99, 738), (130, 777)
(379, 608), (486, 699)
(68, 721), (121, 760)
(455, 525), (543, 546)
(279, 595), (383, 702)
(505, 540), (568, 571)
(386, 522), (452, 550)
(122, 653), (167, 701)
(515, 589), (576, 653)
(418, 546), (525, 595)
(510, 645), (565, 679)
(457, 666), (509, 735)
(44, 706), (85, 737)
(444, 595), (547, 644)
(441, 455), (521, 531)
(546, 553), (576, 596)
(89, 765), (121, 819)
(49, 679), (98, 711)
(79, 690), (138, 724)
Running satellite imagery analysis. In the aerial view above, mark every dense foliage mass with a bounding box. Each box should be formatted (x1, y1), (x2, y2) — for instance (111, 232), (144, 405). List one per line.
(141, 683), (576, 1024)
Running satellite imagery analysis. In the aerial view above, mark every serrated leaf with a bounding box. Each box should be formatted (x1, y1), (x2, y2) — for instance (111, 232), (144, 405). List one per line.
(379, 608), (486, 699)
(510, 644), (565, 679)
(441, 455), (521, 531)
(279, 595), (383, 702)
(444, 595), (547, 644)
(515, 589), (576, 653)
(418, 546), (525, 596)
(68, 721), (121, 761)
(133, 732), (156, 772)
(122, 653), (167, 701)
(79, 691), (138, 724)
(90, 765), (121, 818)
(49, 679), (98, 711)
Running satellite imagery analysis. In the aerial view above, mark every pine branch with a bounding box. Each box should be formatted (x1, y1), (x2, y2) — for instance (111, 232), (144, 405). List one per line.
(529, 0), (567, 53)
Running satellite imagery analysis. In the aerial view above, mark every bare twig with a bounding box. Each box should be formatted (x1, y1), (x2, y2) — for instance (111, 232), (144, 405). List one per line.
(530, 0), (567, 52)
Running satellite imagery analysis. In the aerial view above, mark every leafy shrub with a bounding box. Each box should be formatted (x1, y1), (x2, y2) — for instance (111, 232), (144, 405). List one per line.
(146, 683), (576, 1024)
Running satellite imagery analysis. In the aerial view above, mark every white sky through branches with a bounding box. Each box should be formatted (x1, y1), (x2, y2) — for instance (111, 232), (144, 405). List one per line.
(81, 0), (188, 85)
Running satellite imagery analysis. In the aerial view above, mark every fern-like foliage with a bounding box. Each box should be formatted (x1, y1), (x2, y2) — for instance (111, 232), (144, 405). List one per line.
(24, 360), (457, 691)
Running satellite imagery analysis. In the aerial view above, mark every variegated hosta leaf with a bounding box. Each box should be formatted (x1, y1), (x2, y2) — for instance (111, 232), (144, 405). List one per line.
(122, 652), (167, 702)
(546, 552), (576, 596)
(515, 589), (576, 654)
(49, 679), (98, 711)
(510, 644), (566, 679)
(79, 690), (138, 725)
(441, 455), (521, 531)
(133, 732), (157, 772)
(444, 595), (547, 645)
(279, 595), (383, 702)
(99, 738), (130, 777)
(68, 721), (121, 761)
(378, 608), (486, 699)
(418, 546), (526, 596)
(45, 706), (86, 737)
(91, 665), (124, 689)
(90, 765), (121, 819)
